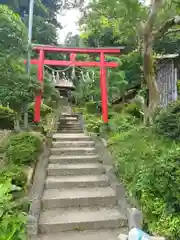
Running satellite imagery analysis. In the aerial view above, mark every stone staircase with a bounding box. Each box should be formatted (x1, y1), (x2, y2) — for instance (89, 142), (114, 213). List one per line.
(38, 114), (128, 239)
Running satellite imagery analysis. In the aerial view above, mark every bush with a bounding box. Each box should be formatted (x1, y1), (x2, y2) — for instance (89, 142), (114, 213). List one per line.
(84, 113), (103, 135)
(5, 132), (43, 165)
(85, 101), (99, 114)
(108, 126), (180, 239)
(0, 106), (14, 129)
(124, 102), (142, 118)
(0, 180), (27, 240)
(112, 103), (125, 113)
(28, 102), (53, 122)
(155, 100), (180, 141)
(0, 165), (27, 189)
(108, 113), (138, 134)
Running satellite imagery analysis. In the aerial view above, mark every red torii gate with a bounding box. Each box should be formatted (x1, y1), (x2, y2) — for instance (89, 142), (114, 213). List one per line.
(29, 45), (122, 123)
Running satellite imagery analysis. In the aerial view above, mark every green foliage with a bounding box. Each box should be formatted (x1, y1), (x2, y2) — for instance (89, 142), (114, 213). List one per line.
(120, 51), (143, 89)
(177, 79), (180, 95)
(108, 125), (180, 239)
(85, 101), (99, 114)
(0, 5), (27, 57)
(2, 0), (61, 46)
(155, 100), (180, 141)
(0, 106), (15, 130)
(73, 57), (127, 107)
(108, 113), (138, 134)
(0, 165), (27, 189)
(5, 132), (43, 165)
(28, 102), (53, 122)
(73, 52), (142, 108)
(80, 0), (147, 48)
(83, 112), (103, 135)
(43, 76), (60, 107)
(124, 102), (142, 119)
(80, 0), (180, 55)
(0, 180), (27, 240)
(0, 58), (40, 113)
(28, 15), (57, 45)
(41, 112), (53, 134)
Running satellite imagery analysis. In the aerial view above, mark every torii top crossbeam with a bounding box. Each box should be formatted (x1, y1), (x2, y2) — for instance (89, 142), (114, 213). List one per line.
(29, 44), (123, 123)
(33, 44), (123, 54)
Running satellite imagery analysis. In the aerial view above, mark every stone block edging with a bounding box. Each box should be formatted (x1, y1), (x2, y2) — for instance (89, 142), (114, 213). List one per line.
(27, 108), (61, 239)
(91, 134), (143, 230)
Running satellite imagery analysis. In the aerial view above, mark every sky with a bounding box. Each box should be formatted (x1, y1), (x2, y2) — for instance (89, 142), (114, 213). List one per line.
(57, 8), (81, 44)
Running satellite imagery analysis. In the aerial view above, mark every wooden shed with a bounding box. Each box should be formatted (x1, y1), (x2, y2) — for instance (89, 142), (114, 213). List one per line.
(156, 54), (180, 107)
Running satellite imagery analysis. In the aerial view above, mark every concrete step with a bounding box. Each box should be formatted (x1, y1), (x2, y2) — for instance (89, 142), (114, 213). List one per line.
(52, 141), (95, 148)
(42, 187), (117, 209)
(58, 128), (83, 132)
(39, 207), (127, 233)
(59, 119), (79, 124)
(53, 133), (91, 141)
(59, 124), (81, 127)
(61, 113), (79, 118)
(59, 129), (83, 133)
(58, 127), (82, 131)
(60, 116), (78, 121)
(58, 123), (81, 128)
(47, 163), (106, 176)
(39, 228), (128, 240)
(50, 147), (97, 156)
(49, 155), (100, 164)
(45, 175), (110, 189)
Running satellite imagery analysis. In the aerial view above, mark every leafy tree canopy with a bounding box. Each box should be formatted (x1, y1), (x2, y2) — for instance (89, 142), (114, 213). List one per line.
(0, 57), (40, 112)
(0, 5), (27, 57)
(80, 0), (180, 53)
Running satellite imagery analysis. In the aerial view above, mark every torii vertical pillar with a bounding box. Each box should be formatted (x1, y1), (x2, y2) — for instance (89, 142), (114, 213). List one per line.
(100, 52), (108, 123)
(34, 49), (44, 122)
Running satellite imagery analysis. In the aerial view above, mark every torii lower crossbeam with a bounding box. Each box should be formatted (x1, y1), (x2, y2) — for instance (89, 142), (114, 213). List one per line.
(28, 45), (122, 123)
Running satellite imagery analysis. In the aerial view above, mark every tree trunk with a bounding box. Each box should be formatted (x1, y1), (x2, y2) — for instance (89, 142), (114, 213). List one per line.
(143, 33), (159, 124)
(142, 0), (180, 124)
(14, 114), (21, 132)
(23, 103), (29, 131)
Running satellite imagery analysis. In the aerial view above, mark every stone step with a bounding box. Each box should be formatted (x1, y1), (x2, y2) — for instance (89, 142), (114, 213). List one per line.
(49, 155), (100, 164)
(39, 207), (127, 233)
(58, 128), (83, 132)
(58, 123), (81, 128)
(53, 133), (91, 141)
(59, 119), (79, 124)
(42, 187), (117, 209)
(60, 116), (78, 121)
(58, 127), (82, 131)
(61, 114), (78, 118)
(59, 129), (83, 133)
(39, 229), (127, 240)
(47, 163), (106, 176)
(50, 147), (97, 156)
(52, 141), (95, 148)
(45, 175), (110, 189)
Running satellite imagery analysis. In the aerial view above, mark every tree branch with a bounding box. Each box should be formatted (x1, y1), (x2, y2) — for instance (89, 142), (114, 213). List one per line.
(165, 27), (180, 35)
(143, 0), (164, 36)
(154, 15), (180, 38)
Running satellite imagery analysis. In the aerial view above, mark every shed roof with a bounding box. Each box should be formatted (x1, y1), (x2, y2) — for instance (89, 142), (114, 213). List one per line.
(156, 54), (179, 59)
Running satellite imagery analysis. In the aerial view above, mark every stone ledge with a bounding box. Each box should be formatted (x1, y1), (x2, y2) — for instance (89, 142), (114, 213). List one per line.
(27, 108), (60, 239)
(27, 141), (51, 238)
